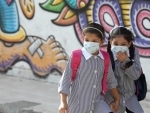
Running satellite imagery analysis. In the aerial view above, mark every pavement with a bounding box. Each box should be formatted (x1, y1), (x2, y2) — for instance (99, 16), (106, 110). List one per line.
(0, 73), (149, 113)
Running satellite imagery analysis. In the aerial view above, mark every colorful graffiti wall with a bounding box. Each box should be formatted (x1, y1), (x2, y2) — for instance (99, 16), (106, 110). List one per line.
(40, 0), (150, 56)
(0, 0), (150, 81)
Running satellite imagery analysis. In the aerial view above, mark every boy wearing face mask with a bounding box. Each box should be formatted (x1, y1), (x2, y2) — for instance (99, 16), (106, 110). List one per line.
(105, 26), (144, 113)
(58, 23), (120, 113)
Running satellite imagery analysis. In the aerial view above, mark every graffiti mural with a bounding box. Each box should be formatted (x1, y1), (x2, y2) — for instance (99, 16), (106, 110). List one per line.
(0, 0), (68, 77)
(0, 35), (68, 76)
(0, 0), (149, 79)
(19, 0), (35, 19)
(40, 0), (150, 57)
(0, 0), (26, 43)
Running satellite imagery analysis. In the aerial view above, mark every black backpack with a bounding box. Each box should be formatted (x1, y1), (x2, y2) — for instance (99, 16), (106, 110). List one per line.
(135, 72), (147, 101)
(109, 48), (147, 101)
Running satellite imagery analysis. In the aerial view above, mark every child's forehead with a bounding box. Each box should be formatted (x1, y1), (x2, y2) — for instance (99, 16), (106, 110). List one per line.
(112, 35), (128, 42)
(84, 33), (101, 40)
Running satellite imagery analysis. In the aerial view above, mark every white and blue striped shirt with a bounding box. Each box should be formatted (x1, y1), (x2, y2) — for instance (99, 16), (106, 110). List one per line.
(58, 48), (118, 113)
(105, 48), (144, 113)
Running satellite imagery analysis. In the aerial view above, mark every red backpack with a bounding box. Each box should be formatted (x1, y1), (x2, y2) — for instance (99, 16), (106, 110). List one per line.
(71, 49), (110, 94)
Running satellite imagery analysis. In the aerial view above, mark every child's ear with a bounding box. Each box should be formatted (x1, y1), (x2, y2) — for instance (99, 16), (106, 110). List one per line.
(128, 41), (132, 47)
(100, 39), (105, 46)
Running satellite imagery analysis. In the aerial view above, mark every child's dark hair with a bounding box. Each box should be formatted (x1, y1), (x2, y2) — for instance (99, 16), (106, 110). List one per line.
(82, 22), (105, 40)
(107, 26), (135, 69)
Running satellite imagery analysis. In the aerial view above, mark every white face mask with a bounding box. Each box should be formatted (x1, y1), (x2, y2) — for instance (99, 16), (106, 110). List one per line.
(111, 45), (128, 54)
(111, 45), (130, 60)
(83, 42), (100, 54)
(111, 45), (129, 60)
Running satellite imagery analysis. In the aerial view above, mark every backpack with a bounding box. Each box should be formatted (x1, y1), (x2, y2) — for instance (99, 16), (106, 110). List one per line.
(108, 49), (147, 101)
(71, 49), (110, 94)
(135, 71), (147, 101)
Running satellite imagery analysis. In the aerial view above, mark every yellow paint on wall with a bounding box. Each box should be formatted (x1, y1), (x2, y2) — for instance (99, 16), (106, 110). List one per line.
(85, 0), (95, 23)
(0, 27), (26, 42)
(122, 10), (130, 15)
(124, 21), (131, 26)
(80, 1), (86, 8)
(121, 4), (131, 9)
(64, 10), (75, 19)
(123, 15), (130, 20)
(119, 0), (132, 27)
(52, 0), (63, 5)
(119, 0), (132, 3)
(86, 10), (91, 15)
(87, 16), (92, 22)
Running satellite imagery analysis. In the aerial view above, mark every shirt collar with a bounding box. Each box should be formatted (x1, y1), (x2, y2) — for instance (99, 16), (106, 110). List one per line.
(81, 47), (104, 60)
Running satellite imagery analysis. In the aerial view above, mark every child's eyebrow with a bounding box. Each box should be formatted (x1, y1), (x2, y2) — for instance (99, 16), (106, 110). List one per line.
(113, 42), (118, 43)
(92, 39), (99, 41)
(121, 42), (127, 44)
(92, 39), (98, 40)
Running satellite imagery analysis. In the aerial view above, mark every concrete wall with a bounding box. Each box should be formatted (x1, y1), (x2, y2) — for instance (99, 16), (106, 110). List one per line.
(0, 0), (150, 99)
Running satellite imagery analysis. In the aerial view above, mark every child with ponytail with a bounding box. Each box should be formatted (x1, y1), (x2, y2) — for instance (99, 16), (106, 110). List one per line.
(105, 26), (144, 113)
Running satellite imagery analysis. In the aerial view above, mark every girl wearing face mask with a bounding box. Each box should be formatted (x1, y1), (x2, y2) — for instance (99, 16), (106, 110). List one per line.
(105, 26), (144, 113)
(58, 23), (120, 113)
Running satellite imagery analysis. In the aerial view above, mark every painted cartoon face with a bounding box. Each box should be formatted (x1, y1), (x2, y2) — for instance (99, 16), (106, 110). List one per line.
(65, 0), (90, 9)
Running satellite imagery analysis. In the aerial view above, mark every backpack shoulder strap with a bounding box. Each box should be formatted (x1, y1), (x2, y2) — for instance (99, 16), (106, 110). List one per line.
(71, 49), (82, 81)
(100, 50), (110, 94)
(109, 51), (115, 71)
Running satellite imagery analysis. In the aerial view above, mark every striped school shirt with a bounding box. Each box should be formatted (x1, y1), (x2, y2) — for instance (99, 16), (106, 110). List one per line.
(105, 48), (144, 113)
(58, 48), (118, 113)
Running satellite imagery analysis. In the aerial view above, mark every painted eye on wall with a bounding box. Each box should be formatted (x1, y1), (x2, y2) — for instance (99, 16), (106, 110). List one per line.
(130, 0), (150, 48)
(137, 10), (150, 38)
(93, 0), (124, 33)
(97, 5), (119, 33)
(103, 11), (114, 28)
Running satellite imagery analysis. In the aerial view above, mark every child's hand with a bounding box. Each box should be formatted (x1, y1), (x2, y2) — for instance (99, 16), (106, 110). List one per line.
(116, 51), (128, 62)
(59, 102), (68, 113)
(110, 100), (119, 112)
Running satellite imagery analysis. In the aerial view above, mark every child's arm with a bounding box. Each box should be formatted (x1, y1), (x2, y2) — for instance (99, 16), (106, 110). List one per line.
(110, 88), (120, 102)
(106, 61), (120, 112)
(58, 56), (72, 113)
(58, 55), (72, 95)
(119, 49), (141, 80)
(110, 88), (120, 112)
(59, 93), (68, 113)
